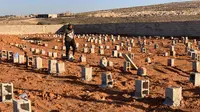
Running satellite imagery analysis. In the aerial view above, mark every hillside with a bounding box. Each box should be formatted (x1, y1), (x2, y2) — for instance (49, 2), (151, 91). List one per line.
(77, 1), (200, 18)
(1, 1), (200, 25)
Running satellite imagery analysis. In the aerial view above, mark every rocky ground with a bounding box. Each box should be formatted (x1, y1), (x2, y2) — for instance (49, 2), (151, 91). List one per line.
(78, 1), (200, 18)
(0, 34), (199, 112)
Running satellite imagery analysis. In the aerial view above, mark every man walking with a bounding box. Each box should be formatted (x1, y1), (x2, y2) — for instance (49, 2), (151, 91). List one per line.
(64, 24), (76, 60)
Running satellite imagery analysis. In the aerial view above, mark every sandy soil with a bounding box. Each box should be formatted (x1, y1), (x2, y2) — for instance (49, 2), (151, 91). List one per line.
(0, 34), (199, 112)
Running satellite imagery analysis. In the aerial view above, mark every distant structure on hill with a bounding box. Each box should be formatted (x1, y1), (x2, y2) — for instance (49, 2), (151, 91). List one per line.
(36, 14), (58, 18)
(58, 11), (74, 17)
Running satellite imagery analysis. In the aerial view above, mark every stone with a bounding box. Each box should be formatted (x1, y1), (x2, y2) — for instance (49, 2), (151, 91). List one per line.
(62, 46), (66, 51)
(111, 35), (114, 39)
(168, 58), (175, 67)
(100, 57), (108, 68)
(108, 61), (113, 67)
(30, 48), (35, 53)
(100, 72), (113, 88)
(117, 35), (120, 40)
(98, 40), (102, 44)
(124, 61), (131, 72)
(115, 45), (120, 51)
(61, 54), (66, 59)
(13, 53), (19, 63)
(154, 44), (159, 49)
(48, 60), (57, 74)
(197, 55), (200, 62)
(83, 48), (88, 53)
(188, 50), (196, 57)
(141, 47), (146, 53)
(0, 83), (13, 102)
(193, 39), (197, 45)
(112, 39), (116, 44)
(170, 46), (175, 52)
(48, 52), (53, 57)
(104, 37), (108, 42)
(127, 47), (132, 52)
(128, 53), (134, 60)
(26, 56), (35, 68)
(95, 39), (98, 44)
(130, 39), (134, 44)
(120, 43), (124, 47)
(185, 47), (190, 53)
(87, 38), (91, 42)
(68, 54), (74, 61)
(112, 50), (118, 58)
(18, 55), (25, 64)
(135, 80), (149, 98)
(163, 87), (182, 107)
(81, 67), (93, 81)
(99, 49), (104, 55)
(142, 39), (147, 46)
(185, 42), (191, 48)
(36, 40), (42, 45)
(172, 40), (176, 45)
(164, 52), (168, 57)
(122, 54), (138, 70)
(40, 50), (46, 55)
(9, 43), (14, 46)
(131, 43), (135, 47)
(118, 52), (122, 58)
(99, 46), (104, 49)
(190, 72), (200, 86)
(137, 67), (147, 76)
(147, 42), (152, 45)
(13, 99), (31, 112)
(145, 57), (151, 63)
(192, 61), (200, 72)
(15, 44), (19, 47)
(192, 52), (197, 60)
(7, 51), (13, 61)
(52, 52), (58, 58)
(91, 45), (95, 49)
(0, 50), (7, 59)
(76, 43), (79, 48)
(35, 57), (43, 69)
(34, 49), (40, 54)
(90, 48), (95, 54)
(80, 55), (86, 63)
(126, 41), (130, 46)
(56, 62), (65, 74)
(170, 51), (176, 57)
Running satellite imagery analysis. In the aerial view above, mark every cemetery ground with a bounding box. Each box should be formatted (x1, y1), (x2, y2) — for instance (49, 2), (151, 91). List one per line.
(0, 34), (199, 112)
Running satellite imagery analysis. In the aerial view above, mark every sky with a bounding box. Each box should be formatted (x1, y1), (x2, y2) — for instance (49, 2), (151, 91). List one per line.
(0, 0), (187, 16)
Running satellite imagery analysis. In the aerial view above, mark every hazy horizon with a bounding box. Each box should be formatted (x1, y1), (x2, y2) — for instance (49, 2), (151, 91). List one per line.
(0, 0), (187, 16)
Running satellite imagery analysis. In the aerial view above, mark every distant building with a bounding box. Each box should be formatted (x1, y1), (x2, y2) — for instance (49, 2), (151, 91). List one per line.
(4, 15), (16, 18)
(29, 14), (36, 18)
(58, 11), (73, 17)
(36, 14), (58, 18)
